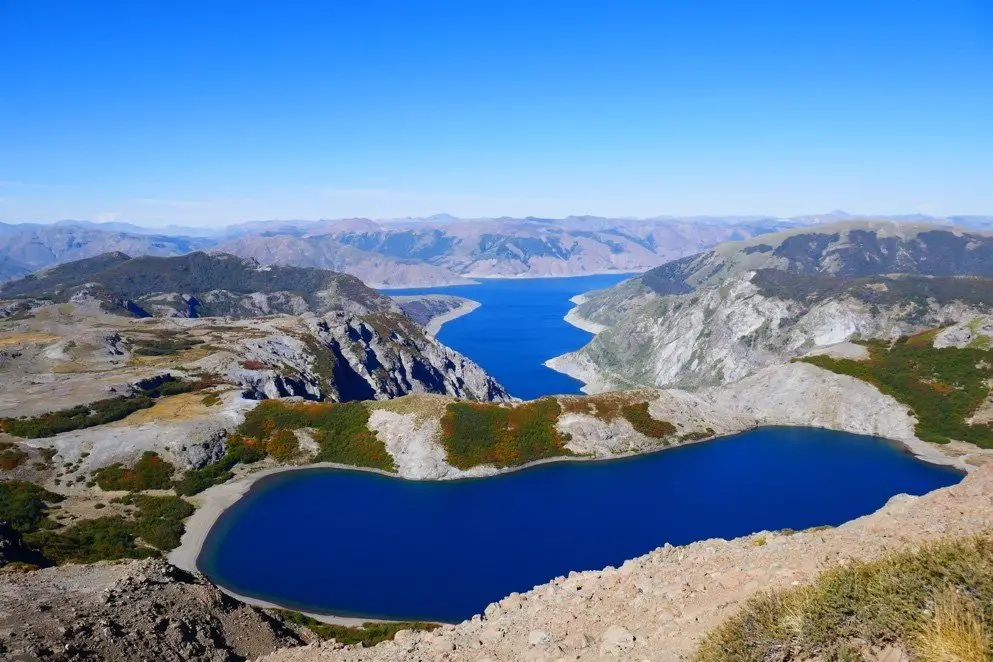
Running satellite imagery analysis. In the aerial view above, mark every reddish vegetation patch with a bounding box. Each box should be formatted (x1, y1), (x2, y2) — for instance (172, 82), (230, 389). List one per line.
(0, 443), (28, 470)
(91, 452), (176, 491)
(560, 395), (678, 440)
(440, 398), (571, 469)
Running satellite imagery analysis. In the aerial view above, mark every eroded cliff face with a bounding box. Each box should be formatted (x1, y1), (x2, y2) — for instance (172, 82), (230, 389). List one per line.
(550, 272), (985, 392)
(203, 312), (510, 404)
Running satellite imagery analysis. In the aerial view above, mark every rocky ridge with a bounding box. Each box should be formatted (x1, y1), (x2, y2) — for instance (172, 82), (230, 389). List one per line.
(0, 254), (509, 480)
(551, 223), (993, 392)
(352, 357), (972, 483)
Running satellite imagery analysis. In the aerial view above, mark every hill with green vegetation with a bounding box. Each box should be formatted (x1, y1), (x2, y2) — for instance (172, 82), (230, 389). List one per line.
(0, 251), (394, 317)
(801, 330), (993, 447)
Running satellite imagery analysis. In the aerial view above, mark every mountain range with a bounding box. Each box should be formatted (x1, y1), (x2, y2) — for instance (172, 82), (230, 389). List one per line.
(3, 212), (990, 288)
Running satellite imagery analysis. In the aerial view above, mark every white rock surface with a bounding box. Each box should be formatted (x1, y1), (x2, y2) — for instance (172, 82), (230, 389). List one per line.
(552, 272), (987, 393)
(367, 409), (495, 480)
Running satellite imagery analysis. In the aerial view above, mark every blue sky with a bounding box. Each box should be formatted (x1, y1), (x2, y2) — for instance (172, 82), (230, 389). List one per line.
(1, 1), (991, 226)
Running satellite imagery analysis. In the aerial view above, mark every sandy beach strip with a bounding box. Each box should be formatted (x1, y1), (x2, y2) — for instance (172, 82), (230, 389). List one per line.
(168, 461), (406, 624)
(559, 294), (608, 334)
(424, 299), (480, 335)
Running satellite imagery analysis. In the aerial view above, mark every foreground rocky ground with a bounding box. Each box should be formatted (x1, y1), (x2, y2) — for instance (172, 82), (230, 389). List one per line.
(259, 463), (993, 662)
(0, 559), (304, 661)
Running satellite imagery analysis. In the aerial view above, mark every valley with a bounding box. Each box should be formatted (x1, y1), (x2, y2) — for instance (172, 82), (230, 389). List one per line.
(389, 273), (631, 399)
(7, 5), (993, 658)
(2, 221), (993, 661)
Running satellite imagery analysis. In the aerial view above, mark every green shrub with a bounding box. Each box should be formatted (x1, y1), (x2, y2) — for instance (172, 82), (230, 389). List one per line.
(0, 481), (64, 533)
(130, 332), (204, 356)
(25, 516), (157, 564)
(619, 402), (677, 439)
(696, 534), (993, 662)
(277, 610), (438, 647)
(0, 396), (155, 438)
(802, 332), (993, 447)
(114, 493), (195, 550)
(24, 493), (194, 565)
(174, 465), (232, 496)
(238, 400), (393, 471)
(92, 451), (176, 491)
(440, 398), (571, 469)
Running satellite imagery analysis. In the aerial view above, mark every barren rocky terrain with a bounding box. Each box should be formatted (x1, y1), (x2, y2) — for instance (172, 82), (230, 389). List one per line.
(0, 558), (304, 661)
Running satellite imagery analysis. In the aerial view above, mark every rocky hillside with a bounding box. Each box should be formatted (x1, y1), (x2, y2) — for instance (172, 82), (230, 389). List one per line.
(0, 558), (304, 662)
(299, 216), (796, 279)
(213, 233), (475, 289)
(0, 254), (509, 476)
(551, 222), (993, 392)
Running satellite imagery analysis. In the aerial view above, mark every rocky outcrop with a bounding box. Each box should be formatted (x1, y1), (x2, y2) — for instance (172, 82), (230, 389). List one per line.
(366, 406), (495, 480)
(33, 389), (256, 476)
(0, 558), (304, 661)
(935, 314), (993, 348)
(258, 464), (993, 662)
(210, 312), (509, 403)
(552, 271), (988, 392)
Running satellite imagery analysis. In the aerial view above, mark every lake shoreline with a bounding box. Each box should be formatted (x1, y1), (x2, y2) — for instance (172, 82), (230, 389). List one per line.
(377, 270), (640, 291)
(424, 298), (481, 335)
(170, 423), (968, 625)
(561, 298), (607, 334)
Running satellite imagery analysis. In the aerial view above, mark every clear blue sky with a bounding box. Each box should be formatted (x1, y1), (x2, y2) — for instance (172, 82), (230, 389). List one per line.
(1, 1), (991, 226)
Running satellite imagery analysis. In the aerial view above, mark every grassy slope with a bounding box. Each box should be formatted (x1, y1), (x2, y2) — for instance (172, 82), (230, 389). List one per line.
(801, 330), (993, 447)
(696, 534), (993, 662)
(0, 480), (194, 566)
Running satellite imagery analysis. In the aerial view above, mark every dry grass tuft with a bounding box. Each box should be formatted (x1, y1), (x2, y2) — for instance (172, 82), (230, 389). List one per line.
(695, 534), (993, 662)
(915, 590), (991, 662)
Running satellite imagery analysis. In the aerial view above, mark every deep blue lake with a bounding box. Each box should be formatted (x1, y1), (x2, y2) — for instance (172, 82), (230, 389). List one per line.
(198, 427), (962, 623)
(388, 274), (632, 400)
